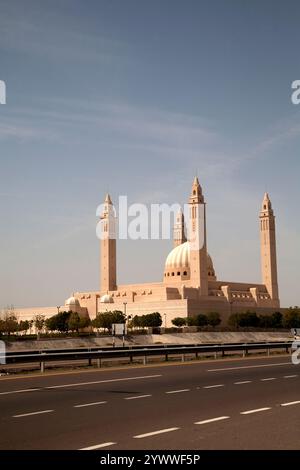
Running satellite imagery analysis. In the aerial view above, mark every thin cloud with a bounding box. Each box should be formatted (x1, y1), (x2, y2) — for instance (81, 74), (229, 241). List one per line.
(0, 5), (127, 64)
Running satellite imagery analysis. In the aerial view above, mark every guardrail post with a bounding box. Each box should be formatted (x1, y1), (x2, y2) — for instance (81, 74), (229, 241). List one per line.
(40, 361), (45, 373)
(214, 351), (217, 359)
(143, 355), (147, 365)
(286, 345), (289, 354)
(88, 358), (92, 366)
(181, 354), (185, 362)
(242, 348), (248, 357)
(165, 353), (168, 362)
(97, 358), (101, 368)
(195, 351), (199, 360)
(267, 348), (270, 356)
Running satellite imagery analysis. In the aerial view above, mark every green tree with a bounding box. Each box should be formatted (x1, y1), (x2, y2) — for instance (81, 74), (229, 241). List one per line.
(0, 319), (6, 336)
(195, 314), (208, 327)
(110, 310), (126, 324)
(272, 311), (283, 328)
(239, 311), (259, 327)
(18, 320), (30, 334)
(79, 315), (91, 329)
(68, 312), (81, 332)
(172, 317), (186, 327)
(186, 316), (198, 326)
(1, 314), (18, 335)
(228, 311), (260, 328)
(283, 307), (300, 328)
(143, 312), (162, 327)
(228, 313), (242, 329)
(207, 312), (221, 327)
(45, 311), (70, 333)
(93, 311), (126, 332)
(259, 315), (274, 328)
(1, 306), (19, 336)
(131, 315), (143, 328)
(34, 314), (45, 336)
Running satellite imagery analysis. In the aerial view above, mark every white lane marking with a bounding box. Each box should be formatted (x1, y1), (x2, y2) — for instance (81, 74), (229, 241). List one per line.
(203, 384), (224, 389)
(234, 381), (252, 385)
(13, 409), (54, 418)
(280, 401), (300, 407)
(208, 362), (290, 372)
(125, 394), (152, 400)
(261, 378), (276, 381)
(0, 388), (40, 396)
(284, 375), (298, 379)
(74, 401), (107, 408)
(80, 442), (116, 450)
(241, 407), (271, 415)
(134, 427), (179, 439)
(166, 389), (190, 394)
(195, 416), (230, 425)
(46, 374), (162, 389)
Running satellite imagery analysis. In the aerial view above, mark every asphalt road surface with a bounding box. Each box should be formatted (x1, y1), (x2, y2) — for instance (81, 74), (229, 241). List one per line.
(0, 354), (299, 450)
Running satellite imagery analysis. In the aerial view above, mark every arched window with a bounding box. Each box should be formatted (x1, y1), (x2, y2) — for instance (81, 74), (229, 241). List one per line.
(177, 272), (180, 276)
(171, 272), (175, 276)
(183, 271), (187, 276)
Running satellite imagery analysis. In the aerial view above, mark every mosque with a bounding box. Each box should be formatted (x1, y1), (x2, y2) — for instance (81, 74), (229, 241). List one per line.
(17, 177), (280, 327)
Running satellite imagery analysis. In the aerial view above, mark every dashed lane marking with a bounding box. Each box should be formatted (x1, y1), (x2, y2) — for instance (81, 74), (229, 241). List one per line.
(74, 401), (107, 408)
(80, 442), (116, 450)
(203, 384), (224, 389)
(280, 401), (300, 407)
(134, 427), (180, 439)
(125, 395), (152, 400)
(234, 381), (252, 385)
(240, 407), (271, 415)
(195, 416), (230, 425)
(13, 409), (54, 418)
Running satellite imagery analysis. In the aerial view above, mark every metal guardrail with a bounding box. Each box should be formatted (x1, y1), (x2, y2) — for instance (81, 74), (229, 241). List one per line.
(1, 341), (293, 373)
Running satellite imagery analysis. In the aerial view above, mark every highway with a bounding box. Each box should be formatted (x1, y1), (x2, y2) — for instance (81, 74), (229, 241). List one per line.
(0, 354), (299, 450)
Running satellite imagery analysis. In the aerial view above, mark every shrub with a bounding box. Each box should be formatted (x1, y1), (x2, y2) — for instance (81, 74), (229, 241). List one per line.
(207, 312), (221, 327)
(186, 316), (198, 326)
(228, 311), (259, 328)
(195, 314), (208, 326)
(172, 317), (186, 327)
(228, 313), (241, 328)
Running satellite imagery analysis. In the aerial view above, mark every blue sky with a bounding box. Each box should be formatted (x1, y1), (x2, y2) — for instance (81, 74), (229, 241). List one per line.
(0, 0), (299, 308)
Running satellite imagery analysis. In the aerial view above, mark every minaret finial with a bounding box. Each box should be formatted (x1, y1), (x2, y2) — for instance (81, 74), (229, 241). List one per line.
(190, 176), (204, 203)
(105, 193), (112, 204)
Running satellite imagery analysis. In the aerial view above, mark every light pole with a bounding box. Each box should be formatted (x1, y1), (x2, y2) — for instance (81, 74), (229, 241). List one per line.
(164, 313), (167, 330)
(123, 302), (127, 347)
(57, 306), (60, 314)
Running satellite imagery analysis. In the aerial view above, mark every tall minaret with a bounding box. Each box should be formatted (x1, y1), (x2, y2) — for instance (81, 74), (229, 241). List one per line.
(100, 193), (117, 292)
(259, 193), (279, 302)
(173, 209), (187, 247)
(189, 177), (208, 295)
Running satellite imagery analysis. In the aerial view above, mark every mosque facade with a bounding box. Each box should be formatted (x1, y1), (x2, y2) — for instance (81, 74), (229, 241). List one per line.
(16, 178), (280, 326)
